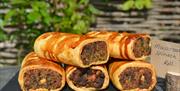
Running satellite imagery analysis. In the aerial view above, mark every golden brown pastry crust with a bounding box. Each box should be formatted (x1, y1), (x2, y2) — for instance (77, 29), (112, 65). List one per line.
(66, 65), (109, 91)
(34, 32), (109, 68)
(109, 61), (157, 91)
(18, 52), (65, 91)
(86, 31), (151, 60)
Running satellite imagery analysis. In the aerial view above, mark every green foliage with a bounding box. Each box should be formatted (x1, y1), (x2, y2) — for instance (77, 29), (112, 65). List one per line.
(122, 0), (134, 11)
(121, 0), (152, 11)
(1, 0), (99, 50)
(0, 16), (7, 41)
(0, 30), (7, 41)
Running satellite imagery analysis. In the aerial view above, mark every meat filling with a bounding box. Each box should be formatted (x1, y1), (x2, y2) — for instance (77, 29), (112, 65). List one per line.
(133, 37), (151, 58)
(81, 41), (107, 65)
(69, 68), (105, 88)
(119, 67), (152, 90)
(23, 69), (62, 90)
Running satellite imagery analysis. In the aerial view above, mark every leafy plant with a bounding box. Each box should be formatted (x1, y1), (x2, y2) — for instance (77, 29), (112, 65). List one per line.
(0, 30), (7, 41)
(1, 0), (99, 51)
(0, 0), (99, 63)
(0, 19), (6, 41)
(121, 0), (152, 11)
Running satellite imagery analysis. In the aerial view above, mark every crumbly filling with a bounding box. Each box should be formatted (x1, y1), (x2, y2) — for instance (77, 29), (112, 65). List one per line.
(69, 68), (105, 88)
(23, 69), (62, 90)
(119, 67), (152, 90)
(81, 41), (108, 65)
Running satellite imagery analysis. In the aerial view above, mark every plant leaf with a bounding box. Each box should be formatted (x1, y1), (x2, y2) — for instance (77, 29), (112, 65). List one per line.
(0, 19), (4, 28)
(31, 2), (39, 11)
(11, 0), (27, 5)
(88, 5), (100, 14)
(40, 10), (51, 25)
(144, 0), (152, 9)
(0, 29), (7, 41)
(73, 20), (87, 34)
(135, 0), (144, 10)
(52, 16), (61, 23)
(71, 13), (81, 22)
(27, 11), (41, 23)
(79, 0), (89, 5)
(122, 0), (134, 11)
(4, 9), (16, 24)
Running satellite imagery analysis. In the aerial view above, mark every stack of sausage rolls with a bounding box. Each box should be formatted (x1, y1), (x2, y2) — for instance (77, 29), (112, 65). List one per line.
(18, 31), (156, 91)
(86, 31), (157, 91)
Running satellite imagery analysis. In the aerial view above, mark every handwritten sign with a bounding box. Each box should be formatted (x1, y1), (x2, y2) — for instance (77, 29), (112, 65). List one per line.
(150, 39), (180, 78)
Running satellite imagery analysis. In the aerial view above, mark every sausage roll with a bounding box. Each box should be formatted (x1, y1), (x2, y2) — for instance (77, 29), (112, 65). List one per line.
(66, 65), (109, 91)
(86, 31), (151, 60)
(18, 52), (65, 91)
(34, 32), (109, 68)
(109, 61), (157, 91)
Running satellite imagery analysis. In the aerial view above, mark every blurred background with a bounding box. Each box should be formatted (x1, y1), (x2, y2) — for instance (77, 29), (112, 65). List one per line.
(0, 0), (180, 67)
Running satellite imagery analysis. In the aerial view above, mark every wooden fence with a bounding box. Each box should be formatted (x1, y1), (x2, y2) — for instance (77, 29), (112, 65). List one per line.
(90, 0), (180, 42)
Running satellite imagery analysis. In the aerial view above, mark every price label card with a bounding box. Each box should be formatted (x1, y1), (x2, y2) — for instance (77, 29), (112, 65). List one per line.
(150, 39), (180, 78)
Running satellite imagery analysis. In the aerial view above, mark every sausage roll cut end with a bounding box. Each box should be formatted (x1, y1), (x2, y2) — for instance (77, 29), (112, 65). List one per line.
(132, 36), (151, 59)
(66, 66), (109, 91)
(23, 68), (62, 91)
(119, 67), (153, 90)
(80, 41), (108, 65)
(18, 52), (65, 91)
(109, 61), (156, 91)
